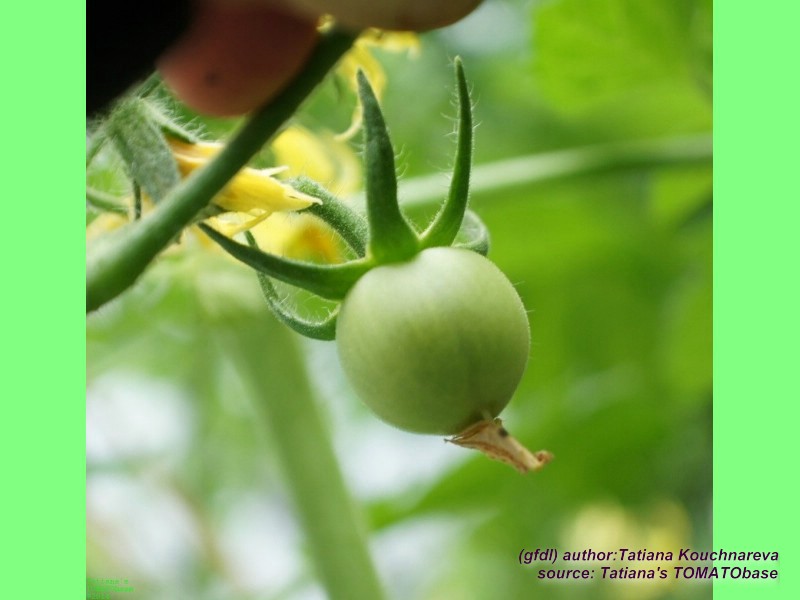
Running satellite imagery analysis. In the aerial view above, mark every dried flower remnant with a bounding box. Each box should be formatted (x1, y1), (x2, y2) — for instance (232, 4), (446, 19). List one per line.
(447, 419), (553, 474)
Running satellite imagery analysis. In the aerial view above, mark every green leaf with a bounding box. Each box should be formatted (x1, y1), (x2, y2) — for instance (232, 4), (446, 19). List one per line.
(533, 0), (712, 134)
(106, 97), (181, 203)
(649, 166), (713, 229)
(85, 188), (128, 216)
(85, 124), (107, 167)
(144, 99), (201, 144)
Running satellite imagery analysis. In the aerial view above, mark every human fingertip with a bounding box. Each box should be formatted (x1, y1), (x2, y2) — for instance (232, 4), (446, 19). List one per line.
(282, 0), (484, 30)
(157, 2), (318, 117)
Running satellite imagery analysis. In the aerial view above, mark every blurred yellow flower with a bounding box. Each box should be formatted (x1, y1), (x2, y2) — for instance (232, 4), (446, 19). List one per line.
(86, 211), (129, 241)
(186, 129), (355, 263)
(89, 126), (360, 265)
(248, 212), (344, 264)
(335, 29), (420, 140)
(271, 126), (362, 197)
(561, 500), (692, 600)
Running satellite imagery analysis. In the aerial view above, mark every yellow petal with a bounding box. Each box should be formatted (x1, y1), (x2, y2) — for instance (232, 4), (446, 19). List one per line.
(215, 167), (319, 215)
(333, 31), (420, 140)
(360, 30), (421, 57)
(86, 212), (128, 240)
(272, 126), (337, 183)
(335, 46), (386, 141)
(271, 126), (362, 196)
(166, 138), (320, 216)
(251, 213), (344, 264)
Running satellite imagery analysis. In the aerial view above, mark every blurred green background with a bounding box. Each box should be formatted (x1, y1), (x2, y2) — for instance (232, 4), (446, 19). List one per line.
(87, 0), (712, 598)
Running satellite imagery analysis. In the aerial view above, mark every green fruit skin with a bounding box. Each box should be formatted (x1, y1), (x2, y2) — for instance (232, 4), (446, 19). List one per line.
(336, 247), (530, 435)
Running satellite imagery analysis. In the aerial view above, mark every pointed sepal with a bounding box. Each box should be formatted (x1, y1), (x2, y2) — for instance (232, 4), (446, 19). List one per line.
(199, 223), (370, 300)
(357, 70), (419, 263)
(453, 210), (490, 256)
(245, 232), (338, 340)
(420, 58), (473, 249)
(292, 177), (369, 257)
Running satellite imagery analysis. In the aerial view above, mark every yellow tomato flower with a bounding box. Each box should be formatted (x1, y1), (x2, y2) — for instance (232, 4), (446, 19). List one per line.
(86, 211), (129, 241)
(247, 212), (344, 264)
(335, 29), (420, 140)
(168, 139), (321, 228)
(175, 131), (351, 263)
(271, 126), (362, 197)
(89, 128), (358, 265)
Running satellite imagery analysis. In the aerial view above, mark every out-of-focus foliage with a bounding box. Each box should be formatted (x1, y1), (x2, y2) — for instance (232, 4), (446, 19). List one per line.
(87, 0), (712, 598)
(533, 0), (712, 137)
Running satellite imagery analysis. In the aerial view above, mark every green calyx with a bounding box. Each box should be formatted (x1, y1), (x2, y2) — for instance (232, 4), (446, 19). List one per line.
(419, 59), (473, 250)
(202, 58), (489, 340)
(357, 69), (419, 263)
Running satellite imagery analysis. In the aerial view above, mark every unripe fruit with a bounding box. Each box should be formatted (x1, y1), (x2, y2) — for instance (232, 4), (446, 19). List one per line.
(336, 247), (530, 434)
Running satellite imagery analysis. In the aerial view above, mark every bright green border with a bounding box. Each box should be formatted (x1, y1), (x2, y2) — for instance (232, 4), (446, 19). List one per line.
(714, 2), (798, 599)
(1, 2), (84, 598)
(6, 3), (796, 600)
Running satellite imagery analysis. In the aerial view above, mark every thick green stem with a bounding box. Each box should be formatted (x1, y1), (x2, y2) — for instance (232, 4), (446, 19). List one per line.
(219, 314), (385, 600)
(397, 134), (713, 206)
(86, 29), (357, 312)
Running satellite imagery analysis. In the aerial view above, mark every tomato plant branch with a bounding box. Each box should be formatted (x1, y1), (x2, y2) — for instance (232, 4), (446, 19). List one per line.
(86, 28), (357, 313)
(220, 314), (385, 600)
(396, 134), (713, 207)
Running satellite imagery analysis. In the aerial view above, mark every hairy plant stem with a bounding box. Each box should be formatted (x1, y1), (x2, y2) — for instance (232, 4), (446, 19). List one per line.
(86, 29), (357, 312)
(219, 314), (385, 600)
(396, 134), (713, 207)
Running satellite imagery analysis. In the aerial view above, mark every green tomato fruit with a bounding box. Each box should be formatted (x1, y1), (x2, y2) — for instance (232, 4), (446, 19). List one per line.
(336, 247), (530, 435)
